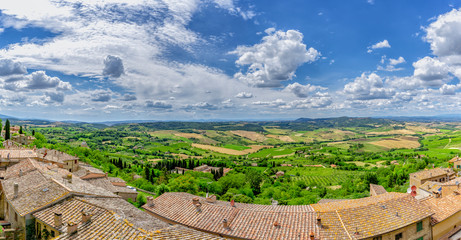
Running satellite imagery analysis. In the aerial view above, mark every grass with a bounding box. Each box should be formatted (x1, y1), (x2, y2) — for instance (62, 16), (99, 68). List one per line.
(222, 144), (251, 151)
(248, 147), (295, 158)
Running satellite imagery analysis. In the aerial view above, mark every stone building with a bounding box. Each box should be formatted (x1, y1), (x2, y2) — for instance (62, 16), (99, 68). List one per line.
(36, 149), (79, 173)
(409, 168), (455, 188)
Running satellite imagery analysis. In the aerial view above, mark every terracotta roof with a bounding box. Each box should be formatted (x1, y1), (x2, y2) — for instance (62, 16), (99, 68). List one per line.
(143, 192), (319, 240)
(449, 156), (461, 163)
(84, 178), (135, 194)
(34, 198), (153, 239)
(75, 197), (170, 231)
(410, 168), (454, 180)
(2, 170), (70, 216)
(421, 194), (461, 224)
(311, 192), (406, 212)
(370, 184), (387, 195)
(419, 181), (442, 191)
(151, 225), (226, 239)
(0, 149), (37, 159)
(36, 149), (78, 164)
(73, 165), (105, 179)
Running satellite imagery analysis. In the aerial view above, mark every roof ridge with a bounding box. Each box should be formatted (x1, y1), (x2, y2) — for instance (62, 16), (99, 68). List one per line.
(336, 210), (353, 240)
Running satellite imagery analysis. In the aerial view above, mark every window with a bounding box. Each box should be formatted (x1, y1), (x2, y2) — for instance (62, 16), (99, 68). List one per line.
(395, 233), (403, 240)
(417, 221), (423, 231)
(51, 230), (55, 237)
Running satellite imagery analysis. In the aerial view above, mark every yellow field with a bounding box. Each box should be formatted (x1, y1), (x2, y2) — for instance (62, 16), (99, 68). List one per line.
(369, 137), (420, 149)
(406, 125), (438, 133)
(367, 129), (415, 135)
(230, 130), (267, 142)
(174, 132), (204, 139)
(191, 144), (270, 155)
(266, 134), (295, 142)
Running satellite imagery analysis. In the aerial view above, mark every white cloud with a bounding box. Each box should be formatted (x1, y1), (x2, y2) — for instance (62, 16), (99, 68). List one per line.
(389, 56), (406, 65)
(103, 55), (124, 78)
(284, 82), (325, 98)
(344, 72), (394, 100)
(235, 92), (253, 98)
(413, 56), (451, 86)
(145, 100), (173, 109)
(378, 56), (406, 72)
(440, 84), (460, 95)
(231, 28), (320, 87)
(367, 39), (391, 53)
(0, 59), (27, 76)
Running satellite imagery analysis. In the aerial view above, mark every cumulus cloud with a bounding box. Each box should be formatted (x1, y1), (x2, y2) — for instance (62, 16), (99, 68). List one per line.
(145, 100), (172, 109)
(344, 72), (394, 100)
(440, 84), (461, 95)
(103, 55), (125, 78)
(378, 56), (406, 72)
(183, 102), (218, 111)
(120, 94), (137, 101)
(284, 82), (325, 98)
(231, 28), (320, 87)
(0, 59), (27, 76)
(45, 92), (65, 103)
(91, 90), (112, 102)
(413, 56), (451, 86)
(368, 40), (391, 53)
(27, 71), (71, 90)
(235, 92), (253, 98)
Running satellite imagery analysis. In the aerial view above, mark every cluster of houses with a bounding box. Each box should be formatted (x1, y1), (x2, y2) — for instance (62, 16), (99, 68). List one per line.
(0, 145), (224, 239)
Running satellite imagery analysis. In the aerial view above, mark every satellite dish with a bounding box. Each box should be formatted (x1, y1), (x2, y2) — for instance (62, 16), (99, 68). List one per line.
(411, 185), (417, 191)
(406, 188), (412, 194)
(411, 191), (417, 197)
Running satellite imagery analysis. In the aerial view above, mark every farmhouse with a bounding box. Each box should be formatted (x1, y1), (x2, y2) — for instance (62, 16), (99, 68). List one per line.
(193, 165), (232, 176)
(449, 156), (461, 169)
(409, 168), (455, 188)
(11, 135), (35, 145)
(36, 149), (79, 173)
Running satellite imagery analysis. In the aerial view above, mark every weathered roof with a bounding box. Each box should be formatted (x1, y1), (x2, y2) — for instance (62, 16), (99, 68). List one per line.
(2, 170), (70, 216)
(75, 197), (169, 231)
(107, 177), (125, 183)
(421, 193), (461, 225)
(316, 199), (347, 204)
(36, 148), (78, 164)
(151, 225), (226, 239)
(313, 193), (433, 239)
(370, 184), (387, 195)
(143, 192), (319, 240)
(2, 159), (118, 217)
(84, 178), (135, 194)
(0, 149), (37, 159)
(73, 164), (105, 179)
(419, 181), (442, 191)
(311, 192), (406, 212)
(449, 156), (461, 163)
(33, 198), (153, 239)
(410, 168), (454, 180)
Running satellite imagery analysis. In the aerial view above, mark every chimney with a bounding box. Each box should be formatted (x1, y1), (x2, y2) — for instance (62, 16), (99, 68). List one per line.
(195, 202), (202, 213)
(81, 209), (91, 223)
(222, 219), (229, 229)
(13, 183), (18, 199)
(67, 222), (78, 235)
(309, 231), (315, 240)
(192, 197), (200, 205)
(206, 195), (216, 203)
(146, 196), (155, 207)
(19, 169), (23, 177)
(316, 216), (322, 228)
(54, 212), (62, 227)
(67, 174), (72, 183)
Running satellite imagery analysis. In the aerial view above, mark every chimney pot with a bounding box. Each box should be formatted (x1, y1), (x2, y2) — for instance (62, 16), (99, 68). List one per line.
(67, 174), (72, 183)
(192, 197), (200, 205)
(67, 221), (78, 235)
(222, 219), (229, 229)
(309, 231), (315, 240)
(146, 196), (155, 207)
(13, 183), (18, 199)
(54, 212), (62, 227)
(81, 209), (91, 223)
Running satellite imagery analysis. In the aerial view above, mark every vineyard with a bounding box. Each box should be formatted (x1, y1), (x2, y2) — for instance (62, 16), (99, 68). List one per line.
(292, 173), (358, 186)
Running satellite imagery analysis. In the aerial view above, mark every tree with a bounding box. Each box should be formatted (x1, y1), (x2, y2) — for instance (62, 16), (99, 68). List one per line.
(32, 129), (35, 136)
(4, 119), (10, 140)
(19, 126), (23, 134)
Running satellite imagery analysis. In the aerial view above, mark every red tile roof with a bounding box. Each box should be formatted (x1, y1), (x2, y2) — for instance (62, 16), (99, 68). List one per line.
(143, 192), (319, 240)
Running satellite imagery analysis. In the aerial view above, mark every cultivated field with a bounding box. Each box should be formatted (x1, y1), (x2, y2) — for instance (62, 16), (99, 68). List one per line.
(367, 129), (415, 135)
(369, 136), (420, 149)
(191, 143), (270, 155)
(266, 134), (295, 142)
(230, 130), (267, 142)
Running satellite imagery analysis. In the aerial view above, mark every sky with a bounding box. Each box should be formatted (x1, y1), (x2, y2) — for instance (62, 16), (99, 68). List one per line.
(0, 0), (460, 121)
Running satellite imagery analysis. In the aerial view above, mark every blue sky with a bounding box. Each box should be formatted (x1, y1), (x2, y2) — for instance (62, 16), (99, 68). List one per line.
(0, 0), (460, 121)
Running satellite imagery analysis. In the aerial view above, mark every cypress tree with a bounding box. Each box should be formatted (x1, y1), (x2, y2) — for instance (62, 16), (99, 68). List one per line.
(4, 119), (10, 140)
(19, 126), (23, 134)
(32, 129), (35, 136)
